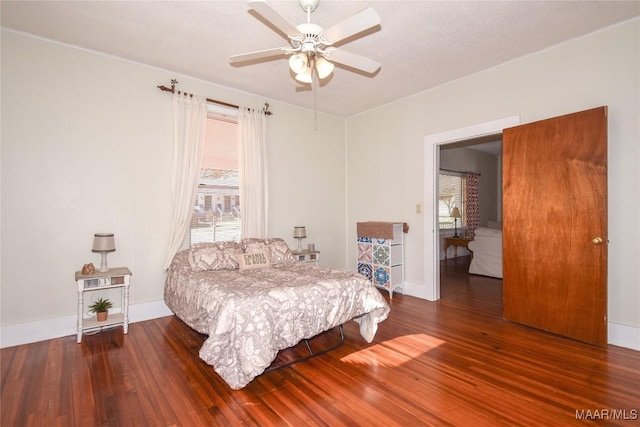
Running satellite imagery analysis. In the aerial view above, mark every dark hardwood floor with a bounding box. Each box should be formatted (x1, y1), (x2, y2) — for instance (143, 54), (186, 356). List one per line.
(2, 257), (639, 426)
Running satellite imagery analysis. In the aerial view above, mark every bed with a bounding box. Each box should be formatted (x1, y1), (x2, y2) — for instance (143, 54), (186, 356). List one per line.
(164, 238), (390, 389)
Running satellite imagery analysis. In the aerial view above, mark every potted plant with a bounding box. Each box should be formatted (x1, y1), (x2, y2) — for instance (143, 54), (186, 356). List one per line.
(88, 297), (113, 322)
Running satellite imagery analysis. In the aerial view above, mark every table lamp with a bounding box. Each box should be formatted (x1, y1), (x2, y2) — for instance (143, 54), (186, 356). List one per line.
(92, 233), (116, 272)
(293, 226), (307, 251)
(450, 207), (462, 238)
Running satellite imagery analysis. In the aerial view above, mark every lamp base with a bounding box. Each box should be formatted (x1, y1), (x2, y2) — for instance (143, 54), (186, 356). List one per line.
(98, 253), (109, 272)
(296, 238), (304, 251)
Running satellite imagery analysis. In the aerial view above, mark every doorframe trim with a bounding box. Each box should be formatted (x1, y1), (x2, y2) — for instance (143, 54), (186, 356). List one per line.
(422, 115), (520, 301)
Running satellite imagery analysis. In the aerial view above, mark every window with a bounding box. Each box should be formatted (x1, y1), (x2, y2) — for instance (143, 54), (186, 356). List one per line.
(188, 112), (241, 245)
(439, 172), (466, 230)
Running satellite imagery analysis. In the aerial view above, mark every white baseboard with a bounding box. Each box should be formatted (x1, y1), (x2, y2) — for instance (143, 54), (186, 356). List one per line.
(608, 322), (640, 351)
(401, 280), (436, 301)
(0, 300), (173, 349)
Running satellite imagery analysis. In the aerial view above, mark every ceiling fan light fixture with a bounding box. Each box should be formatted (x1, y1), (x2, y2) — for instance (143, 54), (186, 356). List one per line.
(295, 67), (313, 84)
(231, 0), (381, 86)
(288, 53), (308, 74)
(315, 57), (334, 79)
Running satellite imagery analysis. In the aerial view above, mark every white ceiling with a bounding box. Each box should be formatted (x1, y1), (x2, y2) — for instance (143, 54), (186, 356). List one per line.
(2, 1), (638, 117)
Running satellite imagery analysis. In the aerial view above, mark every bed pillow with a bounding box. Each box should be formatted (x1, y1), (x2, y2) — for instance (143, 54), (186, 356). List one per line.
(265, 238), (296, 266)
(239, 238), (268, 253)
(188, 241), (239, 271)
(237, 250), (271, 270)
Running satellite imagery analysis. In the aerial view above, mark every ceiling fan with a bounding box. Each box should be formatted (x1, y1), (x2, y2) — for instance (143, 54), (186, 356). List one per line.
(230, 0), (381, 84)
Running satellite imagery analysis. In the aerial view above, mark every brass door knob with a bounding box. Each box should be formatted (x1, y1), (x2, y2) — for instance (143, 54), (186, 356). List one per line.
(592, 237), (603, 245)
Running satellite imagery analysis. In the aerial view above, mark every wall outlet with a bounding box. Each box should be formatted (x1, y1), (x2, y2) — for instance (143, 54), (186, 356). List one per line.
(416, 204), (422, 214)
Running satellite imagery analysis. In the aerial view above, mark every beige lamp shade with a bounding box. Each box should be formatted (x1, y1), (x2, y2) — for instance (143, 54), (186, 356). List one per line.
(293, 226), (307, 239)
(450, 207), (462, 219)
(92, 233), (116, 252)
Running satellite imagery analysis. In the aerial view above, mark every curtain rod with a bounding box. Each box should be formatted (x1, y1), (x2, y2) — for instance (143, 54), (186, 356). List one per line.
(157, 79), (272, 115)
(440, 168), (481, 176)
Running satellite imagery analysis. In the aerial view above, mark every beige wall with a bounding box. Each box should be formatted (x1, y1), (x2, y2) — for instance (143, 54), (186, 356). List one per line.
(2, 18), (638, 350)
(439, 146), (500, 228)
(346, 19), (639, 348)
(0, 30), (345, 345)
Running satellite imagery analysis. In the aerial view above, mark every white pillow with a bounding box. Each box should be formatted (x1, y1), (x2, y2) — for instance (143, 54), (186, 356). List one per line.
(240, 237), (296, 266)
(237, 251), (271, 270)
(189, 241), (239, 271)
(265, 238), (296, 266)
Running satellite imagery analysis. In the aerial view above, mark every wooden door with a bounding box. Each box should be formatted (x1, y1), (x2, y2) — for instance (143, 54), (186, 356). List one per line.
(502, 106), (608, 347)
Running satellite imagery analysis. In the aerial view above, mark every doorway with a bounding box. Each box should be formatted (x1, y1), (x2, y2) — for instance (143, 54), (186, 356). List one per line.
(424, 109), (608, 347)
(422, 116), (520, 301)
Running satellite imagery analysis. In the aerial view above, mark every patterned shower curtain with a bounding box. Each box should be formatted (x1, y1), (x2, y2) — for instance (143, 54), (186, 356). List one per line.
(465, 172), (480, 235)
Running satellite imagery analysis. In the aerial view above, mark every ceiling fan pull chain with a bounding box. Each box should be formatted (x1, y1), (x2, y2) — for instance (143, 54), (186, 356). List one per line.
(313, 66), (318, 131)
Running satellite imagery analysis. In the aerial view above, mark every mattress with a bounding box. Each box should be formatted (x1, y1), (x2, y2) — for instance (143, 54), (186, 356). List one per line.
(164, 248), (390, 389)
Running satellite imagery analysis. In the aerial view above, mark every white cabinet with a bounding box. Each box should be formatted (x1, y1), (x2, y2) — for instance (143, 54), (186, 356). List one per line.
(291, 249), (320, 264)
(75, 267), (131, 343)
(357, 222), (405, 298)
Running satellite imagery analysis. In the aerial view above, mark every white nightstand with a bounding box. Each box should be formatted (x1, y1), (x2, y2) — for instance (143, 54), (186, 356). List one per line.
(291, 249), (320, 264)
(75, 267), (131, 343)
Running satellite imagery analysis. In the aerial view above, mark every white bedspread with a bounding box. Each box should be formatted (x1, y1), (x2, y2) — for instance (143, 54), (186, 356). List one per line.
(164, 250), (390, 389)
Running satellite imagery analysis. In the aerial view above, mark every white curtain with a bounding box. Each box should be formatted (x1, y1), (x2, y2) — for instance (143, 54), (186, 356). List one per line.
(163, 93), (208, 269)
(239, 107), (268, 238)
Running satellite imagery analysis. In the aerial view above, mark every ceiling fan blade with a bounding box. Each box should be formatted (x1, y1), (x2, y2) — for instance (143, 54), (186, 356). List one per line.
(230, 47), (287, 63)
(248, 0), (300, 38)
(327, 48), (380, 74)
(323, 7), (381, 44)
